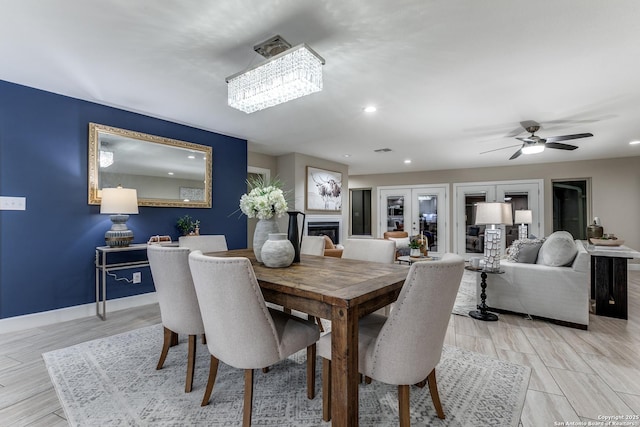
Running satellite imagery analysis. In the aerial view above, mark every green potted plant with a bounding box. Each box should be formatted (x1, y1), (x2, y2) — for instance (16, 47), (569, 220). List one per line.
(408, 238), (422, 257)
(176, 215), (200, 236)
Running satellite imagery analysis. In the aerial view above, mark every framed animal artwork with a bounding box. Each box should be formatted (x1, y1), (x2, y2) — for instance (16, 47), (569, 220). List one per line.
(305, 166), (342, 212)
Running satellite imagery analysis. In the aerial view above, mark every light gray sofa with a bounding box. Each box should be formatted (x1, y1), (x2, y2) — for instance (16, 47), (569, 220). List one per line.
(477, 232), (590, 329)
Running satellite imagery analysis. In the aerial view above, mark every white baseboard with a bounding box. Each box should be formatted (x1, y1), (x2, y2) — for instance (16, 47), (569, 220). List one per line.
(0, 292), (158, 334)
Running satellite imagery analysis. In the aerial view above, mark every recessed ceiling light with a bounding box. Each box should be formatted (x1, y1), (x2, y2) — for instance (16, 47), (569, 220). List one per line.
(343, 154), (351, 158)
(168, 172), (174, 175)
(364, 105), (377, 113)
(404, 159), (412, 164)
(188, 155), (196, 159)
(630, 140), (640, 145)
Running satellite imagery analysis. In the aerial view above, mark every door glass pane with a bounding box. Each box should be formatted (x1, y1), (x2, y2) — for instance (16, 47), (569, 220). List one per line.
(465, 194), (487, 254)
(553, 180), (588, 240)
(504, 192), (529, 245)
(350, 189), (371, 235)
(386, 196), (405, 232)
(416, 194), (438, 252)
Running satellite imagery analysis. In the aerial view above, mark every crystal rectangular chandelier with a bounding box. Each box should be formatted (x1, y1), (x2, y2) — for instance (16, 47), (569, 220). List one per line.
(226, 36), (325, 114)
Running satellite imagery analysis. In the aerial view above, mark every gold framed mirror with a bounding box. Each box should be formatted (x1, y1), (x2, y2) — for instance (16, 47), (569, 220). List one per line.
(88, 123), (212, 208)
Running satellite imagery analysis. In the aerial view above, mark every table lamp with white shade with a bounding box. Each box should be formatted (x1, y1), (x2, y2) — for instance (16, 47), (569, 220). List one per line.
(100, 186), (139, 247)
(514, 209), (532, 240)
(475, 202), (513, 272)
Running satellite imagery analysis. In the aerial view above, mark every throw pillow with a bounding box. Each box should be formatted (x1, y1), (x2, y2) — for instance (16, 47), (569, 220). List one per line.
(388, 236), (410, 248)
(536, 231), (578, 266)
(506, 238), (545, 263)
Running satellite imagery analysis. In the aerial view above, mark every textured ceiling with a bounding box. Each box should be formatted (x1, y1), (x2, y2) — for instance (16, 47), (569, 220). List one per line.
(2, 0), (640, 174)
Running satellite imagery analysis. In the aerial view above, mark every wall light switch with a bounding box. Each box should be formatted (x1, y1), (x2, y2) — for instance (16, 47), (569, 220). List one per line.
(0, 196), (26, 210)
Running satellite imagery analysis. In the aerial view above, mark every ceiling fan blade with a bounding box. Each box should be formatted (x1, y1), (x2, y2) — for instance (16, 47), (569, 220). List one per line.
(509, 149), (523, 160)
(479, 144), (522, 155)
(545, 142), (578, 151)
(545, 133), (593, 142)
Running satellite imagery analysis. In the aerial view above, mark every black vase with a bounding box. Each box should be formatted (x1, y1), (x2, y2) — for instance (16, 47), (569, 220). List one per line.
(287, 211), (306, 263)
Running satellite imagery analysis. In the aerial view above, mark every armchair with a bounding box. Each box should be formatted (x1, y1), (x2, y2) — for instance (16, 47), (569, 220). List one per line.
(322, 235), (343, 258)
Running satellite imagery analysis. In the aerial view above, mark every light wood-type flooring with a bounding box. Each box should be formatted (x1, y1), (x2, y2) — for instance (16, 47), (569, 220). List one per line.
(1, 271), (638, 426)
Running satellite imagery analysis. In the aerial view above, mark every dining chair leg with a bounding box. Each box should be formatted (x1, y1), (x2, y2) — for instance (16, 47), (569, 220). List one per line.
(201, 355), (220, 406)
(398, 384), (411, 427)
(415, 378), (427, 388)
(170, 330), (179, 347)
(202, 334), (207, 345)
(427, 368), (445, 419)
(156, 327), (173, 370)
(185, 335), (196, 393)
(262, 367), (270, 373)
(322, 358), (331, 422)
(307, 344), (316, 399)
(243, 369), (254, 427)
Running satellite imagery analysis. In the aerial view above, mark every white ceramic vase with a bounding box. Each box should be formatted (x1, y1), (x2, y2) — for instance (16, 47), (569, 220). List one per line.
(253, 218), (279, 263)
(410, 248), (421, 257)
(261, 233), (295, 268)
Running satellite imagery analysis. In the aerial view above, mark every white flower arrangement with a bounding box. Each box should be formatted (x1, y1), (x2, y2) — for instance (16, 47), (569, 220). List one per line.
(239, 177), (288, 220)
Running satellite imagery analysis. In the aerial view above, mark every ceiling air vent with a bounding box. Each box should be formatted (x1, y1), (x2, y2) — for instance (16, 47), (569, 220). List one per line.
(374, 148), (392, 153)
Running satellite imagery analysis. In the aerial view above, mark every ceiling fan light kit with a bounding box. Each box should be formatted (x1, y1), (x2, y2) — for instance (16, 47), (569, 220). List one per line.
(521, 142), (545, 155)
(226, 35), (325, 114)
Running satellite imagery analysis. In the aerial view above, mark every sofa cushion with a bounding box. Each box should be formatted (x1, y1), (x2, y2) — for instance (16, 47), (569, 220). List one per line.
(536, 231), (578, 266)
(507, 238), (545, 263)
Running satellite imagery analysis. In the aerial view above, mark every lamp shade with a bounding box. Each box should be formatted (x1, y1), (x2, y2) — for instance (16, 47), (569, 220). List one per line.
(514, 210), (533, 224)
(100, 187), (139, 214)
(475, 202), (513, 226)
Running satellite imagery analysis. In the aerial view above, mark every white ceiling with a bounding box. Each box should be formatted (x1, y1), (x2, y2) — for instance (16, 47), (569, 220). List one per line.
(2, 0), (640, 175)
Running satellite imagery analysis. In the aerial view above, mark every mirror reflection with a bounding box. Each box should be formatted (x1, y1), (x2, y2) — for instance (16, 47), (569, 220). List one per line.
(88, 123), (212, 207)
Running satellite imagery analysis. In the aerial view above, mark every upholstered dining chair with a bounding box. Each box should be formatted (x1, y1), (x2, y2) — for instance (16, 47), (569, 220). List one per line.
(341, 238), (396, 264)
(178, 234), (228, 253)
(147, 245), (205, 393)
(188, 251), (320, 426)
(317, 254), (464, 426)
(299, 235), (328, 331)
(300, 235), (326, 256)
(342, 238), (398, 315)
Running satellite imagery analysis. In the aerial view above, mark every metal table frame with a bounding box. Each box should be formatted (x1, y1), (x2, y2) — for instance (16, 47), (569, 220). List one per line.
(95, 244), (150, 320)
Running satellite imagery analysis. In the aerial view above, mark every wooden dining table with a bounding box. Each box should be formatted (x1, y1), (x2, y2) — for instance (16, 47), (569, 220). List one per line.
(206, 249), (409, 426)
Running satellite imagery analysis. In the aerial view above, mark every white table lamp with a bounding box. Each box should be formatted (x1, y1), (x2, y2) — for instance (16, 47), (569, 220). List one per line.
(514, 210), (533, 240)
(475, 202), (513, 272)
(101, 186), (139, 247)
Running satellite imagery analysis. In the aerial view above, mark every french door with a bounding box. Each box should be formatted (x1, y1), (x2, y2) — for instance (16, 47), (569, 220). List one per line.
(379, 185), (448, 256)
(454, 180), (543, 258)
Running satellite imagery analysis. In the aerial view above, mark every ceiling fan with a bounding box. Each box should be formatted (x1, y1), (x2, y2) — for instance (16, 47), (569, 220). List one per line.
(482, 121), (594, 160)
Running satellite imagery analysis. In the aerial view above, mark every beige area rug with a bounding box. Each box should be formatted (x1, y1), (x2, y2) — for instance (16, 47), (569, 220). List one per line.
(452, 269), (477, 317)
(44, 324), (529, 426)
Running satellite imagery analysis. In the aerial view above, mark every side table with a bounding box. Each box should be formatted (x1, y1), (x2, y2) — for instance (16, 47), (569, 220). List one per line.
(587, 244), (640, 319)
(466, 266), (503, 321)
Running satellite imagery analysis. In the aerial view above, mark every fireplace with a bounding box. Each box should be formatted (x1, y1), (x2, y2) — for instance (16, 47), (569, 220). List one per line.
(307, 221), (340, 244)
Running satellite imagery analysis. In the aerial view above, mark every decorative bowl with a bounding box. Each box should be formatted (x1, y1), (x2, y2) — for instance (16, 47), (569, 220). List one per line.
(590, 238), (624, 247)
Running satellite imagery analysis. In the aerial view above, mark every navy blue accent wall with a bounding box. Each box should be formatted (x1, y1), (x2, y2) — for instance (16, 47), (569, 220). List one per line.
(0, 80), (247, 319)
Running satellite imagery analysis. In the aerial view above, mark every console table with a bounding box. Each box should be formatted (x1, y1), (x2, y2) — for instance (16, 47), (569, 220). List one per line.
(588, 244), (640, 319)
(95, 244), (151, 320)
